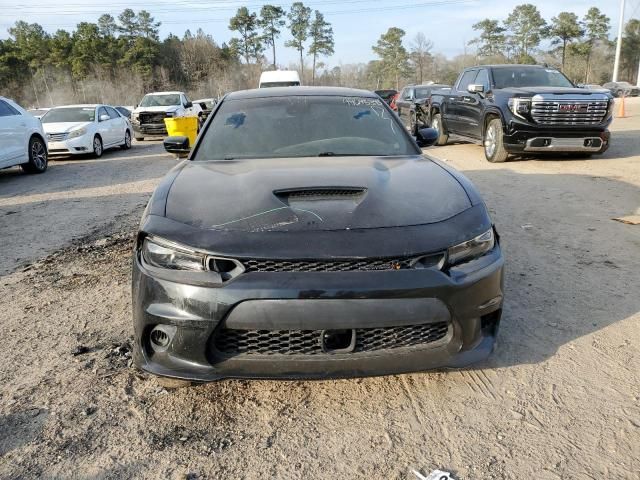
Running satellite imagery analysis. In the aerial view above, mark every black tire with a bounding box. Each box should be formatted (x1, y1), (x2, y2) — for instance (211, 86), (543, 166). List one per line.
(483, 118), (509, 163)
(135, 136), (144, 141)
(120, 130), (132, 150)
(92, 135), (103, 158)
(431, 113), (449, 146)
(616, 89), (623, 98)
(21, 136), (48, 174)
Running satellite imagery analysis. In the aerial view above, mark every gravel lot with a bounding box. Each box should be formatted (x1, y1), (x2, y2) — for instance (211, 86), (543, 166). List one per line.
(1, 100), (639, 479)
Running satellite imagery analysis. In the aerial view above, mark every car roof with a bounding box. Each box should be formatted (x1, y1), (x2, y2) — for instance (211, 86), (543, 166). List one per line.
(472, 64), (552, 69)
(145, 91), (183, 95)
(225, 86), (378, 100)
(51, 104), (100, 108)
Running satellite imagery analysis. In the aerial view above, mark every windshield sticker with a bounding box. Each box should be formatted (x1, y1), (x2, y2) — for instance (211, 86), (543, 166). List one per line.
(343, 97), (383, 107)
(353, 110), (371, 120)
(225, 112), (246, 128)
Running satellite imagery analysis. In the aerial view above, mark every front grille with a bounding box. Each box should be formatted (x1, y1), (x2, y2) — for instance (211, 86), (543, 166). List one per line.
(213, 322), (450, 355)
(47, 133), (68, 141)
(139, 112), (168, 124)
(531, 100), (608, 125)
(243, 257), (413, 273)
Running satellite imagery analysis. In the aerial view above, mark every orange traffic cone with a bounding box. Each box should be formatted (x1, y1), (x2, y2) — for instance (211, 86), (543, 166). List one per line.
(618, 95), (626, 118)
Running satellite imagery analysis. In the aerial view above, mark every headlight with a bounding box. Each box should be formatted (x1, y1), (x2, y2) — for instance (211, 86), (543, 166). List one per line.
(447, 229), (495, 266)
(507, 97), (531, 118)
(141, 237), (206, 271)
(67, 127), (87, 139)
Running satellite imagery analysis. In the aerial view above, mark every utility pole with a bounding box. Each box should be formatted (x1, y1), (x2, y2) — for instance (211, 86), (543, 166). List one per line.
(612, 0), (625, 82)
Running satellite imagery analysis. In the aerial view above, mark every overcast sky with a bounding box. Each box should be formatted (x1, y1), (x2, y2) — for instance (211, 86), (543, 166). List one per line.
(0, 0), (631, 66)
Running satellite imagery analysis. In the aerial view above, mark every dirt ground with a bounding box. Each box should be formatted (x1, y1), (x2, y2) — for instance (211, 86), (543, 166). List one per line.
(1, 100), (639, 480)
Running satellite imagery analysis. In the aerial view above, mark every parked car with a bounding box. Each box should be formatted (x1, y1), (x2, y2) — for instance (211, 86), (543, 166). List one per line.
(429, 65), (614, 162)
(0, 96), (48, 173)
(374, 89), (398, 106)
(132, 87), (504, 383)
(131, 92), (202, 141)
(602, 81), (639, 97)
(27, 107), (51, 119)
(41, 104), (132, 158)
(115, 106), (132, 119)
(258, 70), (301, 88)
(395, 84), (450, 134)
(193, 98), (218, 124)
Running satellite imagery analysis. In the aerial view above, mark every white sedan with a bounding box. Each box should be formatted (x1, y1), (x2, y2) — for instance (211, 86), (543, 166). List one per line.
(41, 104), (132, 157)
(0, 96), (48, 174)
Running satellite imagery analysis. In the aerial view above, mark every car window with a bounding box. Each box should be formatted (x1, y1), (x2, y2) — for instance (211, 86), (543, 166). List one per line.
(414, 87), (432, 99)
(402, 88), (413, 100)
(0, 100), (20, 117)
(194, 95), (419, 160)
(41, 107), (96, 123)
(106, 106), (120, 119)
(492, 67), (574, 88)
(139, 94), (181, 107)
(475, 69), (490, 91)
(98, 107), (109, 121)
(457, 70), (478, 91)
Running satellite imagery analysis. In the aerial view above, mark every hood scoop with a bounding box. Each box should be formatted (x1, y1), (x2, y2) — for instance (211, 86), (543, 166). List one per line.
(274, 187), (367, 203)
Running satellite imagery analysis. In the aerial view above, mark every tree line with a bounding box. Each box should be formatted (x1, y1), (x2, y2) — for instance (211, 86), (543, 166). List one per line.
(367, 4), (639, 90)
(1, 2), (638, 108)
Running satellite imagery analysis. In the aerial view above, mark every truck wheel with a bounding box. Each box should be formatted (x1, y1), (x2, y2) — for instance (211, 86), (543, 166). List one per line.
(484, 118), (509, 163)
(135, 136), (144, 141)
(431, 113), (449, 146)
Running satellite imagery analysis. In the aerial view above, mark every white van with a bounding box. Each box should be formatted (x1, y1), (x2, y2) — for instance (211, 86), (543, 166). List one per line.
(258, 71), (301, 88)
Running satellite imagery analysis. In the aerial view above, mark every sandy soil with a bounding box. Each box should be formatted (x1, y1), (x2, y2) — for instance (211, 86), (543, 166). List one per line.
(1, 101), (639, 480)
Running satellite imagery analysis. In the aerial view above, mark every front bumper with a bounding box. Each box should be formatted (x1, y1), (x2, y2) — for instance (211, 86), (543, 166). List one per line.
(132, 123), (167, 136)
(504, 127), (610, 154)
(132, 245), (505, 381)
(47, 135), (93, 155)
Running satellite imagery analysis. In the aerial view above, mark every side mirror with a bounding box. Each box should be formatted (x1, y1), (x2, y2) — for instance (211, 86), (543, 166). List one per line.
(416, 128), (438, 148)
(184, 101), (193, 108)
(99, 114), (110, 122)
(467, 84), (484, 94)
(163, 136), (190, 158)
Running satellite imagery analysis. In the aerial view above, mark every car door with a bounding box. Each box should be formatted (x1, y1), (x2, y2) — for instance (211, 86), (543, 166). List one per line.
(106, 106), (124, 144)
(395, 88), (413, 125)
(457, 68), (489, 138)
(96, 106), (114, 145)
(0, 99), (25, 167)
(447, 69), (478, 134)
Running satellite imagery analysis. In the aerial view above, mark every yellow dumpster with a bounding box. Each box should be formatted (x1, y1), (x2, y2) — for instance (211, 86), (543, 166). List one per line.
(164, 116), (198, 148)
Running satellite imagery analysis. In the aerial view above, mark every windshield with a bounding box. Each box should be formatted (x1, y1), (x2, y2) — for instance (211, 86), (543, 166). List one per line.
(193, 95), (418, 160)
(260, 81), (300, 88)
(41, 107), (95, 123)
(493, 68), (574, 89)
(414, 87), (432, 99)
(139, 94), (180, 107)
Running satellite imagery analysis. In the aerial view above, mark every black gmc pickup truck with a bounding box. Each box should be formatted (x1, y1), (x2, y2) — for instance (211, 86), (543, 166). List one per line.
(428, 65), (614, 162)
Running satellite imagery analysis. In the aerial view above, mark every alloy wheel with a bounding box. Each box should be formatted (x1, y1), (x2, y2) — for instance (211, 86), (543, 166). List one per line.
(94, 137), (103, 156)
(31, 140), (47, 170)
(484, 124), (497, 158)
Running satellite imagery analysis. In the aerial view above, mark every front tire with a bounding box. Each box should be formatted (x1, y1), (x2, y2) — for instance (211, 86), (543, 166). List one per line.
(92, 135), (103, 158)
(484, 118), (509, 163)
(431, 113), (449, 146)
(120, 130), (132, 150)
(135, 136), (144, 141)
(21, 136), (48, 174)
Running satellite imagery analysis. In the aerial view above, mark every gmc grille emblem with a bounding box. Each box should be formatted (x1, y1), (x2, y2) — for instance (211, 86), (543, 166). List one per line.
(559, 104), (588, 112)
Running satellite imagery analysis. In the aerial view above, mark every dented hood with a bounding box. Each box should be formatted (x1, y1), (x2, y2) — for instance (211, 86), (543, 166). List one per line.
(164, 156), (472, 232)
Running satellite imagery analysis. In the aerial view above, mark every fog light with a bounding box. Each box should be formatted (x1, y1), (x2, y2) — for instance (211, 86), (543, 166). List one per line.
(149, 325), (176, 351)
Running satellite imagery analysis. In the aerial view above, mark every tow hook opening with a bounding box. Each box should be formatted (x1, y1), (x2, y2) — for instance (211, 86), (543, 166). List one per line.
(321, 329), (356, 353)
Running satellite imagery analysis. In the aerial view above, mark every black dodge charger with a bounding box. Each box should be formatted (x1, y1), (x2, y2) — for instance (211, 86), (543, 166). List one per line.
(132, 87), (504, 382)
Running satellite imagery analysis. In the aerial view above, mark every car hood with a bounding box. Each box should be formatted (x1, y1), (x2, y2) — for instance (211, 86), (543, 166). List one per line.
(164, 156), (473, 232)
(134, 105), (180, 113)
(499, 86), (608, 96)
(42, 121), (92, 133)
